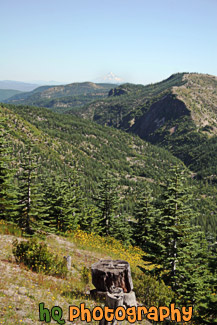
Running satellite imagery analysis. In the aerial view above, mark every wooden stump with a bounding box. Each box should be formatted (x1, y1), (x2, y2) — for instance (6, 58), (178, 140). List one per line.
(123, 291), (137, 307)
(91, 259), (133, 293)
(91, 259), (137, 324)
(100, 287), (124, 325)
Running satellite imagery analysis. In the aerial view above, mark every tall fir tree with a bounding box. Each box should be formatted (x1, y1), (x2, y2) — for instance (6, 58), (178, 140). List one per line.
(133, 183), (159, 250)
(157, 166), (196, 287)
(196, 241), (217, 324)
(93, 172), (132, 242)
(139, 166), (211, 310)
(0, 115), (18, 221)
(94, 172), (119, 236)
(158, 167), (210, 306)
(42, 167), (83, 233)
(110, 211), (132, 244)
(16, 142), (47, 234)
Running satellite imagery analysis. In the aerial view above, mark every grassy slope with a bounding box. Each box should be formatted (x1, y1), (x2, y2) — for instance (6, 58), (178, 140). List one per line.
(0, 226), (152, 324)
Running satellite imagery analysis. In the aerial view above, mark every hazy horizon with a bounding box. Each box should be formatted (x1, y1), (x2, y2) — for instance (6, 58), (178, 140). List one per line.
(1, 0), (217, 85)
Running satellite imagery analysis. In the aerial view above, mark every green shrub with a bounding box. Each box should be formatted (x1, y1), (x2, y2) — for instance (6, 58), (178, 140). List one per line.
(132, 270), (174, 307)
(12, 238), (68, 278)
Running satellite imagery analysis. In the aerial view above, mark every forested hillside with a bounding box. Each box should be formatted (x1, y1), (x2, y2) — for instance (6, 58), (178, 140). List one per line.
(1, 102), (217, 237)
(1, 103), (185, 217)
(0, 89), (22, 101)
(4, 82), (116, 112)
(1, 101), (217, 323)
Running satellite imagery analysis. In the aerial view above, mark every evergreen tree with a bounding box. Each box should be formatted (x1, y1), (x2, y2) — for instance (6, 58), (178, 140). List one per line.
(158, 166), (196, 287)
(140, 166), (211, 308)
(0, 116), (18, 221)
(94, 172), (119, 236)
(196, 241), (217, 324)
(79, 203), (99, 233)
(16, 143), (47, 234)
(133, 184), (158, 249)
(157, 167), (211, 304)
(42, 168), (83, 233)
(111, 213), (132, 244)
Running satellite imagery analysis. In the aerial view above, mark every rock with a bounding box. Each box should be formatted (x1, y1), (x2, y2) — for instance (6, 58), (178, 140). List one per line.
(91, 259), (133, 293)
(108, 88), (128, 97)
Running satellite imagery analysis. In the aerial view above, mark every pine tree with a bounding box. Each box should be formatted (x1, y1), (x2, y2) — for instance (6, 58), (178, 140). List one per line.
(140, 166), (211, 309)
(133, 183), (166, 273)
(79, 203), (99, 233)
(133, 184), (158, 249)
(158, 166), (195, 287)
(196, 241), (217, 324)
(110, 213), (132, 244)
(16, 143), (47, 234)
(156, 167), (211, 300)
(42, 168), (83, 233)
(94, 172), (119, 236)
(0, 115), (18, 221)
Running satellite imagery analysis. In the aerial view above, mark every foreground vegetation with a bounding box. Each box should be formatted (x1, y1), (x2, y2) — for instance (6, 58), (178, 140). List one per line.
(0, 223), (169, 324)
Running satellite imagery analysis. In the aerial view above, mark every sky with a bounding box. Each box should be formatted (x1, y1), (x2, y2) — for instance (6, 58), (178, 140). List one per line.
(0, 0), (216, 85)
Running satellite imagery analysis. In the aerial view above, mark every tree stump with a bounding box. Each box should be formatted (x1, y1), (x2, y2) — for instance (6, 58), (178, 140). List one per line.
(92, 259), (137, 324)
(100, 287), (124, 325)
(91, 259), (133, 293)
(123, 291), (137, 307)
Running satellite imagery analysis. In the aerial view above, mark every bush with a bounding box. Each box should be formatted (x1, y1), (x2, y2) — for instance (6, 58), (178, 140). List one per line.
(132, 270), (174, 308)
(12, 238), (68, 278)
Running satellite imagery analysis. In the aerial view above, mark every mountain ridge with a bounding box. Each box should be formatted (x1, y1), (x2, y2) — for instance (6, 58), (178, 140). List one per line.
(64, 73), (217, 179)
(4, 82), (117, 112)
(0, 80), (39, 91)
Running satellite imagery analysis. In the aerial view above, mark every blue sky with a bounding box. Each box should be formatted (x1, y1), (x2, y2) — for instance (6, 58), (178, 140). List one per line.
(0, 0), (216, 84)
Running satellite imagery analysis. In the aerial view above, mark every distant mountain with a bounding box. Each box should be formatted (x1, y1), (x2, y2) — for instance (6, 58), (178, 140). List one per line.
(4, 72), (217, 183)
(0, 80), (39, 92)
(94, 72), (124, 84)
(29, 80), (66, 85)
(4, 81), (116, 112)
(0, 89), (22, 101)
(66, 73), (217, 181)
